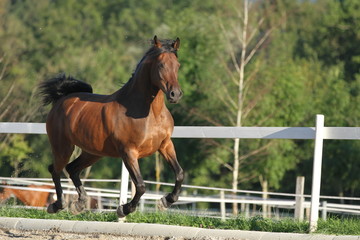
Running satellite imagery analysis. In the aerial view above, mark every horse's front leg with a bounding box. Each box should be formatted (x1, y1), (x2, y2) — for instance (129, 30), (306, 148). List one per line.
(158, 139), (184, 210)
(117, 151), (145, 218)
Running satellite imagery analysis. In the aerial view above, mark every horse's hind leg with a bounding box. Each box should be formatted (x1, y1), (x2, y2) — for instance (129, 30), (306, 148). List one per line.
(47, 145), (74, 213)
(65, 151), (100, 214)
(158, 139), (184, 210)
(47, 164), (66, 213)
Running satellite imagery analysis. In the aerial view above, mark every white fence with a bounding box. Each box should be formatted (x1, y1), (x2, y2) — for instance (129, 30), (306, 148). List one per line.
(1, 114), (360, 231)
(1, 176), (359, 221)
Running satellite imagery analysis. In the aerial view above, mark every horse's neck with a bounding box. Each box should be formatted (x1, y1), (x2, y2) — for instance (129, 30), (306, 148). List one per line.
(150, 89), (166, 116)
(116, 71), (165, 118)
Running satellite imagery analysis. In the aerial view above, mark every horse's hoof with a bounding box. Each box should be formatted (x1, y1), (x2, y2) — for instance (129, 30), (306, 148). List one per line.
(117, 205), (126, 218)
(157, 195), (172, 211)
(69, 201), (85, 215)
(47, 204), (57, 214)
(47, 202), (63, 214)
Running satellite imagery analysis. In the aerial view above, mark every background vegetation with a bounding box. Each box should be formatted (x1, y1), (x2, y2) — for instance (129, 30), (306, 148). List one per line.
(0, 0), (359, 209)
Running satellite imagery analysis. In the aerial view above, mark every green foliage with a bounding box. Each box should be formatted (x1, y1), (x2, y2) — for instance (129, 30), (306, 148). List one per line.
(0, 135), (32, 177)
(317, 217), (360, 235)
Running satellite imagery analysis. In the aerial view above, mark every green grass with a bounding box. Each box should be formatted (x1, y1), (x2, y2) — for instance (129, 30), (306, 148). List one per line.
(0, 206), (118, 222)
(317, 217), (360, 235)
(126, 211), (310, 233)
(0, 206), (359, 235)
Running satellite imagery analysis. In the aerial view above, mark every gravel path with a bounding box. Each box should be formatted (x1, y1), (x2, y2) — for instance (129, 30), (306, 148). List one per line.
(0, 228), (170, 240)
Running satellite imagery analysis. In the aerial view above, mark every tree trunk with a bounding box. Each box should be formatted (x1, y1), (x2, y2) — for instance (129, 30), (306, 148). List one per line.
(232, 0), (248, 216)
(232, 138), (240, 215)
(260, 177), (269, 218)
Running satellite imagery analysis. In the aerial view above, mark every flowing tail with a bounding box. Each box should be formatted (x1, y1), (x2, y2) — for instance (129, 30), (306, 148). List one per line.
(38, 73), (93, 106)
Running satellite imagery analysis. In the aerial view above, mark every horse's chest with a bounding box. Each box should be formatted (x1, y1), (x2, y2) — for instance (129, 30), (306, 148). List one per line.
(137, 121), (167, 144)
(132, 120), (170, 157)
(111, 106), (172, 158)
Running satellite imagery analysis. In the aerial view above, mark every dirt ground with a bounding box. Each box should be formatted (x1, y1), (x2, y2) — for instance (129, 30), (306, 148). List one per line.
(0, 228), (177, 240)
(0, 228), (226, 240)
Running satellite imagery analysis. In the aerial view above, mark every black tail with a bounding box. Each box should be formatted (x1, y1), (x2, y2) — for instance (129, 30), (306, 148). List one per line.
(39, 73), (93, 106)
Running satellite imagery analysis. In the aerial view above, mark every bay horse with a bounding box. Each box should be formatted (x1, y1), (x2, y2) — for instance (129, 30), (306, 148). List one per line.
(39, 36), (183, 217)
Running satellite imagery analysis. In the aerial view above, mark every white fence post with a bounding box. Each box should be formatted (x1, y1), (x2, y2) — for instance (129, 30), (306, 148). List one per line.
(119, 161), (130, 206)
(220, 190), (226, 221)
(140, 198), (145, 212)
(322, 201), (327, 220)
(309, 114), (325, 232)
(294, 176), (305, 221)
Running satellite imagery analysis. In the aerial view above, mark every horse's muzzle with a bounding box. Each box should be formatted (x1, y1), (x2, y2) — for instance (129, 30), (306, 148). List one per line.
(167, 88), (183, 104)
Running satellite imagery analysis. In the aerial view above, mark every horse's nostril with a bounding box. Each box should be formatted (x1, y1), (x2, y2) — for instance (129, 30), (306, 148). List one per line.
(170, 91), (175, 98)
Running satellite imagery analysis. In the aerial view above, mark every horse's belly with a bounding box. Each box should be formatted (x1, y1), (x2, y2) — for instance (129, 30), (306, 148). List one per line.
(72, 136), (119, 157)
(66, 121), (120, 157)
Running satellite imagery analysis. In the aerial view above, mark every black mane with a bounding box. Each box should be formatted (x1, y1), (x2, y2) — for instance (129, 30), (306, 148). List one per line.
(124, 39), (179, 85)
(146, 39), (178, 58)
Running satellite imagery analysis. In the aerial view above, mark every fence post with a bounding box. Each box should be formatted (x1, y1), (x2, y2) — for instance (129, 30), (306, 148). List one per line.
(321, 201), (327, 220)
(245, 202), (250, 218)
(119, 161), (130, 206)
(294, 176), (305, 221)
(262, 180), (269, 218)
(245, 193), (250, 218)
(140, 198), (145, 212)
(192, 190), (197, 210)
(97, 191), (102, 210)
(309, 114), (325, 232)
(220, 190), (226, 221)
(305, 207), (310, 220)
(275, 207), (280, 220)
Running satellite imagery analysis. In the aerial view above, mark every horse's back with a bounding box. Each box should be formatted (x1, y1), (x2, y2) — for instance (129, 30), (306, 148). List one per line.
(46, 93), (118, 155)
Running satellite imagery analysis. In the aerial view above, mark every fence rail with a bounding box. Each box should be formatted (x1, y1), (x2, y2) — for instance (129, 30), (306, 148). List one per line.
(2, 123), (360, 140)
(1, 115), (360, 231)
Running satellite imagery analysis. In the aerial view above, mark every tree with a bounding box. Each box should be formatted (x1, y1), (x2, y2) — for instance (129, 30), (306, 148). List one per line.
(170, 0), (316, 214)
(209, 0), (303, 214)
(289, 0), (360, 199)
(0, 135), (32, 177)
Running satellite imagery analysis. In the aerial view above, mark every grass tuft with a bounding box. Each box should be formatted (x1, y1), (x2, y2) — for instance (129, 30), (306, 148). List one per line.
(317, 217), (360, 235)
(0, 206), (118, 222)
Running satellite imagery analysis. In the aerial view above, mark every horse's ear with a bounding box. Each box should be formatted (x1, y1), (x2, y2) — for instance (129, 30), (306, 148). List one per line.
(154, 35), (162, 48)
(173, 37), (180, 50)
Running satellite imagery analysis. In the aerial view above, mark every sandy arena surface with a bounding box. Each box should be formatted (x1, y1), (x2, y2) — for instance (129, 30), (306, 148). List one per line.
(0, 228), (176, 240)
(0, 228), (225, 240)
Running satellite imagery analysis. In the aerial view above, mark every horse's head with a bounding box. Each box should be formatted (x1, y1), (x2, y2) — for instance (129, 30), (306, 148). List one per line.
(150, 36), (183, 104)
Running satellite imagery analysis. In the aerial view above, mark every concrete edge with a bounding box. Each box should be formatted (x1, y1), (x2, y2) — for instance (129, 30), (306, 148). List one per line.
(0, 217), (359, 240)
